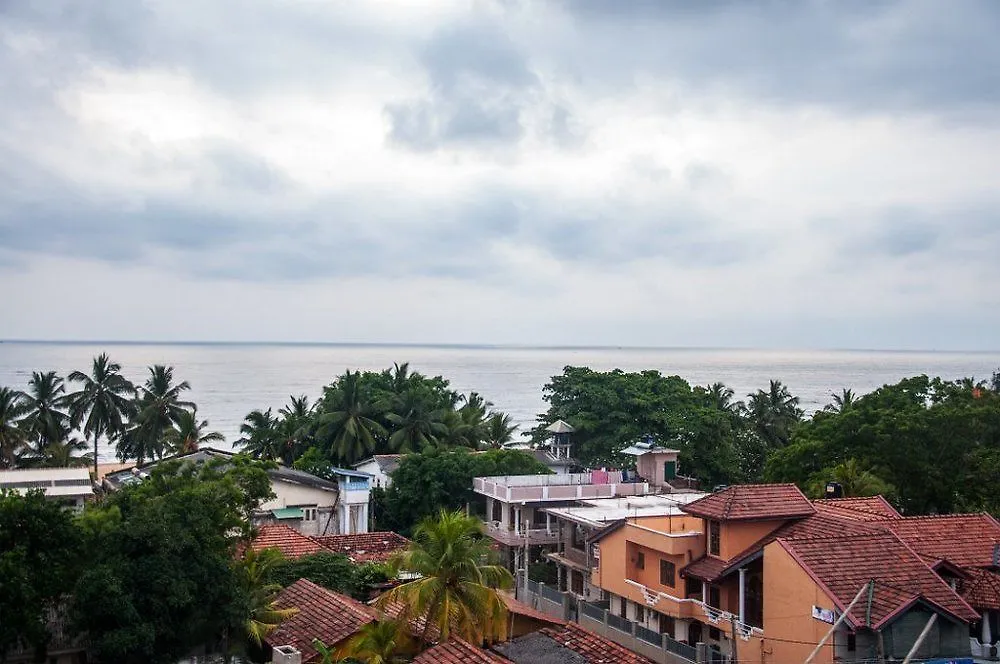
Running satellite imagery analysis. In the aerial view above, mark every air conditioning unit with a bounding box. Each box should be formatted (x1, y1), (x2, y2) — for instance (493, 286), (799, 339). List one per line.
(272, 645), (302, 664)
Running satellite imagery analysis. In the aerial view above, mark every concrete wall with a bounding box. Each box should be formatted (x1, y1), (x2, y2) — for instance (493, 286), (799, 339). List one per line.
(884, 608), (971, 660)
(718, 519), (785, 561)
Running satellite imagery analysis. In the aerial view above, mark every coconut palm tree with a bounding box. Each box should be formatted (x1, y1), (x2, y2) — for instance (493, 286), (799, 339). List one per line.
(825, 388), (856, 414)
(119, 365), (194, 463)
(237, 408), (281, 460)
(746, 379), (802, 449)
(0, 387), (29, 469)
(34, 437), (93, 468)
(237, 547), (298, 648)
(376, 510), (513, 645)
(386, 392), (448, 454)
(20, 371), (72, 453)
(705, 382), (737, 413)
(316, 371), (385, 464)
(275, 395), (313, 464)
(812, 458), (894, 498)
(334, 620), (415, 664)
(68, 353), (136, 477)
(483, 412), (518, 449)
(167, 408), (224, 455)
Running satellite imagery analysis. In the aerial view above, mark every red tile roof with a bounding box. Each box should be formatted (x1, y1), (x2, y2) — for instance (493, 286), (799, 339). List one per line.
(813, 496), (901, 521)
(960, 568), (1000, 611)
(881, 514), (1000, 568)
(251, 524), (325, 559)
(539, 623), (656, 664)
(312, 531), (411, 563)
(681, 484), (815, 521)
(412, 639), (512, 664)
(267, 578), (377, 662)
(681, 555), (730, 582)
(778, 532), (979, 629)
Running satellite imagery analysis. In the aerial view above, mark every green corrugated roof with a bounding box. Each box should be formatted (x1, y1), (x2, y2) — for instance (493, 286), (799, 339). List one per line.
(270, 507), (304, 520)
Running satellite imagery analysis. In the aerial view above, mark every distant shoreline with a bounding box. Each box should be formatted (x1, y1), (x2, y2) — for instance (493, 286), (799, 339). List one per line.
(1, 339), (997, 354)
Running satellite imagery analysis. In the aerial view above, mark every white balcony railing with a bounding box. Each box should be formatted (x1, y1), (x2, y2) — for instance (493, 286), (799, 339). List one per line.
(483, 521), (560, 546)
(623, 579), (763, 641)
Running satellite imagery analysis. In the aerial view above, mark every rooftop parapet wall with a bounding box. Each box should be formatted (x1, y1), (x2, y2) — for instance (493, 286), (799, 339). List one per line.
(474, 473), (654, 504)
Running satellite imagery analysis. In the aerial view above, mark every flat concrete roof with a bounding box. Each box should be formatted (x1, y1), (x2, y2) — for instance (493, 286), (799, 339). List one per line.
(541, 492), (708, 528)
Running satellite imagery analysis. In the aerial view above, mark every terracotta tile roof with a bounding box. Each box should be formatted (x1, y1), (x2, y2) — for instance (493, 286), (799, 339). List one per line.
(413, 638), (512, 663)
(500, 593), (565, 625)
(267, 578), (377, 662)
(813, 496), (901, 521)
(681, 484), (815, 522)
(312, 531), (411, 563)
(778, 532), (979, 629)
(881, 514), (1000, 568)
(960, 568), (1000, 611)
(681, 555), (730, 582)
(538, 623), (656, 664)
(251, 523), (325, 559)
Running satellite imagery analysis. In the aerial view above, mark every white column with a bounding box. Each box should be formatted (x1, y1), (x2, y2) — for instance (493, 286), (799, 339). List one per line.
(739, 567), (747, 625)
(702, 581), (708, 604)
(983, 611), (992, 645)
(514, 507), (521, 532)
(546, 513), (552, 534)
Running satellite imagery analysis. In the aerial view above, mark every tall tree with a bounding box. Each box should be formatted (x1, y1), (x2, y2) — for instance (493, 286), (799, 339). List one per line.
(237, 409), (281, 460)
(0, 387), (28, 469)
(20, 371), (71, 453)
(746, 379), (802, 449)
(315, 371), (386, 464)
(235, 547), (298, 651)
(824, 388), (856, 414)
(120, 365), (194, 463)
(386, 392), (448, 454)
(335, 620), (414, 664)
(34, 437), (93, 468)
(167, 409), (224, 455)
(68, 353), (136, 477)
(376, 510), (512, 645)
(483, 412), (518, 449)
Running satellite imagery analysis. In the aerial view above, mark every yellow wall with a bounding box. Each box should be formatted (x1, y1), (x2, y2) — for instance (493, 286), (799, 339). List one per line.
(720, 520), (785, 560)
(761, 541), (839, 664)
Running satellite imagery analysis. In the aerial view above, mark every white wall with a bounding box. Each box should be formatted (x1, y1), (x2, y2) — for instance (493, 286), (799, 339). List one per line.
(354, 459), (392, 488)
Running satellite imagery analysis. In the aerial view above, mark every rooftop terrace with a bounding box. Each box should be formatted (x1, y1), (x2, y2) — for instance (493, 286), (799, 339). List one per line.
(473, 471), (657, 504)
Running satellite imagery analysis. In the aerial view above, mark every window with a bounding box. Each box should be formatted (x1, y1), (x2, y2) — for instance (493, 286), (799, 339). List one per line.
(709, 520), (721, 556)
(636, 604), (645, 624)
(636, 551), (645, 569)
(303, 507), (317, 521)
(709, 585), (721, 609)
(620, 598), (628, 619)
(660, 559), (676, 587)
(659, 613), (676, 636)
(709, 626), (720, 641)
(847, 632), (856, 652)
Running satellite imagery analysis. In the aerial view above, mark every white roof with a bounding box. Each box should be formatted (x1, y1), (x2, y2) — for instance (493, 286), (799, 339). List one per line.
(541, 492), (707, 528)
(619, 443), (681, 456)
(546, 420), (575, 434)
(0, 467), (91, 483)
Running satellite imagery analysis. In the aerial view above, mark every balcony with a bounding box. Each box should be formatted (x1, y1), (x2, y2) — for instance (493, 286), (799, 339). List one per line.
(473, 473), (654, 504)
(484, 521), (560, 547)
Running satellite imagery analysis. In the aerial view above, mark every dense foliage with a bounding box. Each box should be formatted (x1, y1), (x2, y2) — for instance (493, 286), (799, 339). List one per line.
(264, 551), (390, 601)
(0, 354), (222, 473)
(375, 448), (551, 535)
(532, 366), (1000, 515)
(236, 363), (518, 468)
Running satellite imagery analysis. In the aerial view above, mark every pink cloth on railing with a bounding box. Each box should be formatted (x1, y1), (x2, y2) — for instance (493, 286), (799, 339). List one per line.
(591, 469), (609, 484)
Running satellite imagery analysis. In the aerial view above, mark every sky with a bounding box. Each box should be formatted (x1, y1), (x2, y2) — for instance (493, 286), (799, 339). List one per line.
(1, 0), (998, 350)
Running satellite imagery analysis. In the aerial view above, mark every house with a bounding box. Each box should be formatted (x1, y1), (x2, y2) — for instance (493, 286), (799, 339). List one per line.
(326, 466), (372, 534)
(413, 639), (513, 663)
(102, 448), (345, 536)
(619, 439), (698, 491)
(580, 484), (985, 664)
(540, 493), (707, 602)
(265, 578), (378, 663)
(0, 467), (93, 511)
(248, 523), (326, 559)
(352, 454), (403, 489)
(472, 470), (660, 571)
(494, 622), (656, 664)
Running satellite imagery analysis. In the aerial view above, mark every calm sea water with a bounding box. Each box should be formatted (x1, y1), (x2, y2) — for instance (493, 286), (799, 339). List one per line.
(1, 342), (997, 463)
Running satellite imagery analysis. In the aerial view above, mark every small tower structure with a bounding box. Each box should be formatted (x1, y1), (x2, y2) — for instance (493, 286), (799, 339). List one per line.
(545, 420), (575, 459)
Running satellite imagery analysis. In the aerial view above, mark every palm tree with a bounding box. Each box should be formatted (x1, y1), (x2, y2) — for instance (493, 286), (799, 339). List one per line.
(483, 412), (518, 449)
(20, 371), (72, 453)
(276, 395), (313, 464)
(34, 437), (93, 468)
(120, 365), (194, 463)
(705, 382), (736, 413)
(0, 387), (29, 469)
(825, 388), (856, 414)
(68, 353), (136, 477)
(746, 379), (802, 449)
(237, 408), (281, 460)
(315, 371), (385, 464)
(376, 510), (513, 645)
(167, 409), (224, 455)
(388, 362), (412, 395)
(334, 620), (415, 664)
(812, 458), (894, 498)
(235, 547), (298, 652)
(386, 392), (448, 454)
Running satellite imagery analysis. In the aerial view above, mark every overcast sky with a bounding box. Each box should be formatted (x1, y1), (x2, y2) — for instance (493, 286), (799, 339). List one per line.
(1, 0), (998, 349)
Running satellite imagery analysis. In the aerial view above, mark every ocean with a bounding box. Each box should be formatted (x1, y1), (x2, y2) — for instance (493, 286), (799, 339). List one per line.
(1, 342), (998, 463)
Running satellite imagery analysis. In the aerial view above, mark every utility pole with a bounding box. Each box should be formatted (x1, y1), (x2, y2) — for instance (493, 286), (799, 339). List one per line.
(804, 581), (872, 664)
(901, 613), (938, 664)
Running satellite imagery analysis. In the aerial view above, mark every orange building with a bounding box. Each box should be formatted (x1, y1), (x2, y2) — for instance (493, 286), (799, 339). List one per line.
(588, 485), (992, 664)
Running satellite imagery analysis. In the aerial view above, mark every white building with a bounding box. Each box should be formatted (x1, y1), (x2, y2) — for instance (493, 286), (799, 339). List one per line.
(102, 448), (373, 536)
(351, 454), (402, 489)
(0, 467), (93, 511)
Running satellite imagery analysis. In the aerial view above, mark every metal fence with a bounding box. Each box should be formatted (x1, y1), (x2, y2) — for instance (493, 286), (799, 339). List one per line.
(526, 579), (540, 597)
(635, 624), (662, 646)
(606, 612), (632, 634)
(540, 583), (564, 605)
(666, 636), (698, 662)
(581, 601), (606, 622)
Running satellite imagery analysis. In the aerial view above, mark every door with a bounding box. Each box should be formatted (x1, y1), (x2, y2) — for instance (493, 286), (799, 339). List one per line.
(664, 461), (677, 481)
